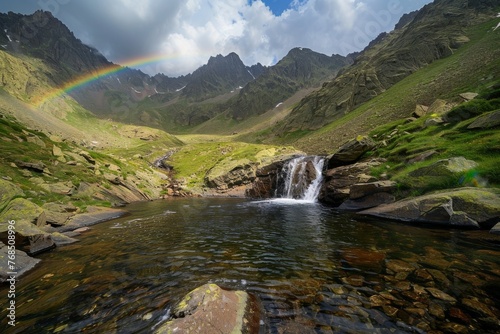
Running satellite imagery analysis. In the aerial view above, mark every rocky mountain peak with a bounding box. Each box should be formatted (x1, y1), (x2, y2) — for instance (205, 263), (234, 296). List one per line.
(182, 52), (256, 100)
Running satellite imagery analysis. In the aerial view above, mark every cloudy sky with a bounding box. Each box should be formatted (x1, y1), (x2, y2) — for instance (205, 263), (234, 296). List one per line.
(0, 0), (432, 76)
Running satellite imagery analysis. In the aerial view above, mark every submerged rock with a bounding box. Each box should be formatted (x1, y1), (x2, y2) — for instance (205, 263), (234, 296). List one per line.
(154, 283), (261, 334)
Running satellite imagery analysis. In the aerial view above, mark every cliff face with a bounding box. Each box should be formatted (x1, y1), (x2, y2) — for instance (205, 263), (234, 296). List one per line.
(278, 0), (497, 132)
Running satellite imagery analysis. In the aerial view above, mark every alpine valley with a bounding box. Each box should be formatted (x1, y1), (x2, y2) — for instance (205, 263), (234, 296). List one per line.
(1, 0), (500, 333)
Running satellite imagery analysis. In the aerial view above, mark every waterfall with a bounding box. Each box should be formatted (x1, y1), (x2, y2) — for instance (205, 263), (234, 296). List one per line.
(276, 156), (325, 202)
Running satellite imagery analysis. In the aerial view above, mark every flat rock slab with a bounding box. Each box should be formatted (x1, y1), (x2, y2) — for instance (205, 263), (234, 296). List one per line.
(0, 245), (41, 282)
(43, 207), (126, 234)
(359, 188), (500, 228)
(155, 283), (261, 334)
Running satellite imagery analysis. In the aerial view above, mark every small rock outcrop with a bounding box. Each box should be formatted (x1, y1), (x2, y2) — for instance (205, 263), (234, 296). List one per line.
(359, 188), (500, 229)
(339, 180), (397, 211)
(205, 159), (258, 193)
(0, 198), (56, 255)
(246, 160), (286, 198)
(459, 92), (478, 101)
(154, 283), (261, 334)
(467, 110), (500, 129)
(327, 136), (376, 168)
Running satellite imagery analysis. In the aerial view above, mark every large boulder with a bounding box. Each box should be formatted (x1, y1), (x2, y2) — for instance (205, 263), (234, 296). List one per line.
(0, 198), (56, 255)
(319, 160), (383, 206)
(327, 135), (376, 168)
(42, 202), (79, 227)
(154, 284), (261, 334)
(359, 188), (500, 229)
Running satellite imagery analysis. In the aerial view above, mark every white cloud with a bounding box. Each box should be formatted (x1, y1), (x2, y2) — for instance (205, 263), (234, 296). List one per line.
(0, 0), (433, 76)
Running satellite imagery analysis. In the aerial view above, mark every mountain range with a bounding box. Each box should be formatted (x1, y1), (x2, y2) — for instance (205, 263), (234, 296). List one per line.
(0, 9), (353, 131)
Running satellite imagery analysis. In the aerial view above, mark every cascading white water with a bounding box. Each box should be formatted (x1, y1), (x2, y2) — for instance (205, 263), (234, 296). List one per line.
(277, 156), (325, 202)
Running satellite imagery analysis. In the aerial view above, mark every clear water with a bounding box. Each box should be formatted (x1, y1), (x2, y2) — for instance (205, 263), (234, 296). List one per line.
(1, 198), (499, 333)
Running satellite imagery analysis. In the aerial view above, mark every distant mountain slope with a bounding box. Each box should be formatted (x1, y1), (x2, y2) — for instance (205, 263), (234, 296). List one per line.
(226, 47), (351, 121)
(278, 0), (498, 133)
(0, 10), (110, 77)
(181, 52), (264, 101)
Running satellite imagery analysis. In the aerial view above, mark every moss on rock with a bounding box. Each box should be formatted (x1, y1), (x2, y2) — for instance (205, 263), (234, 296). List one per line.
(0, 179), (24, 212)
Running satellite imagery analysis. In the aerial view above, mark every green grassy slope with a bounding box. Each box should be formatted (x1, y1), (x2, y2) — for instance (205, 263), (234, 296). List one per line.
(270, 17), (500, 154)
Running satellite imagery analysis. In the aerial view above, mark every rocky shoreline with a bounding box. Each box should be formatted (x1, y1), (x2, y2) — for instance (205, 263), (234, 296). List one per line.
(0, 197), (126, 282)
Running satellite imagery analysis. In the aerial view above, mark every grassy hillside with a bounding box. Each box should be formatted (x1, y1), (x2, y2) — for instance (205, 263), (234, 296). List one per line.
(275, 1), (498, 135)
(369, 84), (500, 196)
(266, 16), (500, 154)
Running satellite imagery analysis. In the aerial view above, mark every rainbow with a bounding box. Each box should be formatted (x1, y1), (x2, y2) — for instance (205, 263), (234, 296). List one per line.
(34, 53), (180, 107)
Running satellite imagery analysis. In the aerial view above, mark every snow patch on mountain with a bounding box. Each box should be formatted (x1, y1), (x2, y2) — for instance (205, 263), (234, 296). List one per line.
(247, 70), (256, 80)
(4, 29), (12, 42)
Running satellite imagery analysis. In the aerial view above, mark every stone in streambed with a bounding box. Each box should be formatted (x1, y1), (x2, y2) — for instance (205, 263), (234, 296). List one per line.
(341, 247), (386, 271)
(154, 283), (261, 334)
